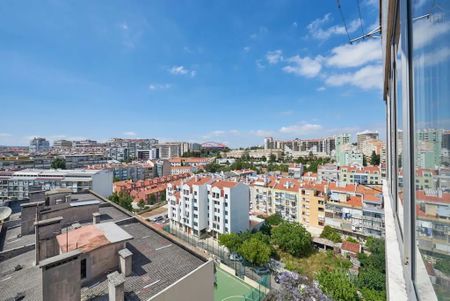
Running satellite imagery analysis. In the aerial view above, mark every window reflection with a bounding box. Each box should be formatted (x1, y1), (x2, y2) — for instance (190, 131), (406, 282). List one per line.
(412, 0), (450, 298)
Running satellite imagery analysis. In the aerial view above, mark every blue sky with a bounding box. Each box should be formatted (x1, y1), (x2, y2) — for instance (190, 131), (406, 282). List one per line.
(0, 0), (385, 147)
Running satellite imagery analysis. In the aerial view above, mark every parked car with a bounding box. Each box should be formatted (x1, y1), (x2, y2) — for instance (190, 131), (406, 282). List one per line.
(151, 215), (164, 222)
(251, 266), (270, 275)
(229, 253), (243, 261)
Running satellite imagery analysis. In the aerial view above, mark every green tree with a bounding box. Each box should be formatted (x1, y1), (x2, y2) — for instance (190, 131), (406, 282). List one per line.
(148, 194), (157, 205)
(269, 154), (276, 163)
(51, 158), (66, 169)
(159, 190), (166, 202)
(238, 237), (271, 266)
(272, 222), (312, 257)
(357, 267), (386, 291)
(320, 225), (342, 243)
(435, 258), (450, 276)
(113, 177), (122, 182)
(359, 288), (386, 301)
(363, 156), (368, 166)
(265, 213), (283, 226)
(346, 236), (358, 243)
(370, 151), (381, 166)
(137, 199), (146, 210)
(317, 269), (359, 301)
(218, 233), (243, 253)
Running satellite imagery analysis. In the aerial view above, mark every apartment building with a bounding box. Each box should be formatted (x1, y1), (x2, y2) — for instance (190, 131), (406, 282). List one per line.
(360, 139), (385, 157)
(157, 143), (182, 159)
(339, 165), (382, 185)
(29, 137), (50, 154)
(88, 161), (154, 181)
(207, 180), (249, 236)
(298, 182), (327, 229)
(171, 165), (198, 175)
(169, 157), (214, 167)
(53, 139), (73, 148)
(168, 177), (212, 236)
(2, 169), (113, 200)
(357, 131), (379, 150)
(107, 138), (158, 161)
(324, 183), (384, 238)
(114, 173), (190, 203)
(317, 164), (339, 182)
(168, 178), (250, 237)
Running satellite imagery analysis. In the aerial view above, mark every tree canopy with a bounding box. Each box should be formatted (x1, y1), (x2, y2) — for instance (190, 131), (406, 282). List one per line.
(51, 158), (66, 169)
(272, 222), (312, 257)
(320, 225), (342, 243)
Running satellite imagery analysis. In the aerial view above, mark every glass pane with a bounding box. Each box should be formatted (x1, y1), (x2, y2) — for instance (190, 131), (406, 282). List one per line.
(397, 41), (404, 232)
(412, 0), (450, 298)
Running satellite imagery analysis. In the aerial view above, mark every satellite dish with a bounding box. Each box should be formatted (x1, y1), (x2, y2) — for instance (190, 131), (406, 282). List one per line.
(0, 206), (12, 222)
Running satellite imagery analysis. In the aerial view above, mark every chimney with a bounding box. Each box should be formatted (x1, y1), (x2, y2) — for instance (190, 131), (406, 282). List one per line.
(93, 212), (101, 224)
(107, 272), (125, 301)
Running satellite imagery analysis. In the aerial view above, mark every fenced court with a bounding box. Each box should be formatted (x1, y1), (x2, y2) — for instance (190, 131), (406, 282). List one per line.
(214, 267), (265, 301)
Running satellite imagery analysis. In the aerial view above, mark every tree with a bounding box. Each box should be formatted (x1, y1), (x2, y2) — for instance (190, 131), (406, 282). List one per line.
(51, 158), (66, 169)
(370, 151), (381, 166)
(260, 155), (267, 162)
(317, 269), (358, 301)
(363, 155), (368, 166)
(346, 237), (358, 243)
(265, 213), (283, 226)
(357, 267), (386, 291)
(218, 233), (243, 253)
(113, 177), (122, 182)
(148, 194), (157, 205)
(320, 226), (342, 243)
(159, 190), (166, 202)
(435, 258), (450, 276)
(269, 154), (276, 163)
(137, 199), (146, 210)
(272, 222), (312, 257)
(238, 236), (271, 266)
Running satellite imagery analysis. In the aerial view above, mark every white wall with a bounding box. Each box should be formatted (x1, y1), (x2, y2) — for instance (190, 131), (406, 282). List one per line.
(92, 170), (113, 197)
(229, 183), (250, 233)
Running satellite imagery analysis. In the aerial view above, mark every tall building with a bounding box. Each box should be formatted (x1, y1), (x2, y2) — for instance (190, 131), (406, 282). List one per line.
(157, 143), (181, 159)
(168, 178), (250, 237)
(335, 134), (351, 166)
(53, 139), (73, 148)
(357, 131), (379, 150)
(29, 137), (50, 154)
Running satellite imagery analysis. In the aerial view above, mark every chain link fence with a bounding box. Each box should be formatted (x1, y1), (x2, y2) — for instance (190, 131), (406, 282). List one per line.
(163, 224), (272, 292)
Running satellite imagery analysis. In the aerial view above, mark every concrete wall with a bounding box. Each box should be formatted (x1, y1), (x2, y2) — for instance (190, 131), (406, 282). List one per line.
(21, 202), (44, 235)
(83, 242), (124, 283)
(92, 170), (113, 197)
(41, 254), (81, 301)
(149, 260), (214, 301)
(47, 192), (71, 206)
(229, 183), (250, 233)
(40, 204), (99, 226)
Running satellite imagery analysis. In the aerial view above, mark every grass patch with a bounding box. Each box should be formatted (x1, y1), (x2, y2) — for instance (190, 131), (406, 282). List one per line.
(280, 249), (352, 280)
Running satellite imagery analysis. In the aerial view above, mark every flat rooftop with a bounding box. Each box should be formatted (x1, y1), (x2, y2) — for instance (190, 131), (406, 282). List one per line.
(0, 192), (206, 301)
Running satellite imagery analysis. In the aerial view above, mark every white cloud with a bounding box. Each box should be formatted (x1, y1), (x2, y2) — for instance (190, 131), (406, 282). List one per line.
(243, 46), (251, 52)
(279, 122), (322, 134)
(282, 55), (323, 78)
(169, 65), (196, 77)
(256, 59), (265, 69)
(325, 64), (383, 90)
(266, 50), (283, 64)
(317, 86), (326, 92)
(326, 39), (382, 68)
(419, 46), (450, 67)
(307, 13), (360, 41)
(250, 130), (274, 137)
(120, 22), (129, 31)
(292, 22), (298, 28)
(414, 15), (450, 50)
(123, 131), (137, 136)
(149, 83), (171, 90)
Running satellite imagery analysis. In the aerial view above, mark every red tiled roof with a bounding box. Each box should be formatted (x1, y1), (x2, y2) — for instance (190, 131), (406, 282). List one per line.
(342, 241), (361, 253)
(416, 190), (450, 204)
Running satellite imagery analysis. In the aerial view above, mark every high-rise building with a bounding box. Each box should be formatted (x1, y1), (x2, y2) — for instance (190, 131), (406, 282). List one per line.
(357, 131), (379, 150)
(53, 139), (73, 148)
(29, 137), (50, 154)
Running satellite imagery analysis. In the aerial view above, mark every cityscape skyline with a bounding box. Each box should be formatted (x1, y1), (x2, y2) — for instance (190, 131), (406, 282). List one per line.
(0, 0), (384, 147)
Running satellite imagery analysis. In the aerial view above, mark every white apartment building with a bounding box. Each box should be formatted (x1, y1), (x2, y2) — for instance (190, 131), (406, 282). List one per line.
(207, 181), (249, 236)
(3, 169), (113, 200)
(168, 177), (211, 236)
(168, 178), (250, 237)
